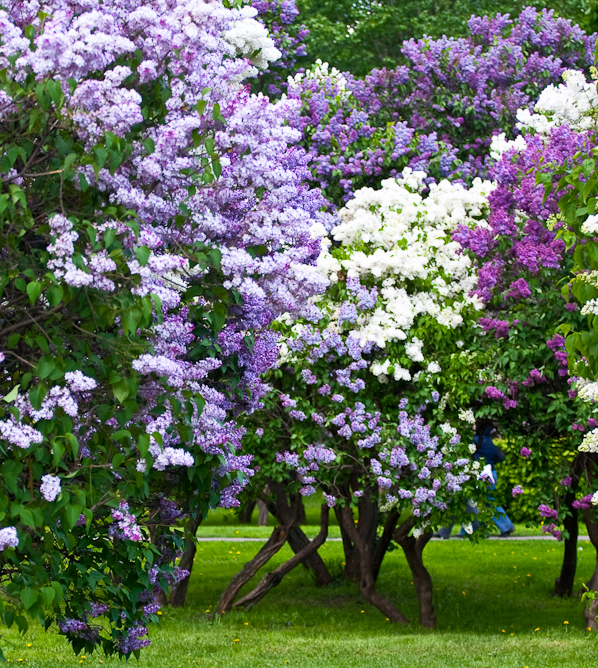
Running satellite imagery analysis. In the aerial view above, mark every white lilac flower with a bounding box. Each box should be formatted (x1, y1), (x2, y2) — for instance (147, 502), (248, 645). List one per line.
(579, 428), (598, 453)
(582, 214), (598, 236)
(40, 474), (61, 502)
(0, 527), (18, 551)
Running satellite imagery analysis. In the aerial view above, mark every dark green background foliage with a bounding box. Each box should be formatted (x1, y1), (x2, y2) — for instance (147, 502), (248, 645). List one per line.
(296, 0), (598, 76)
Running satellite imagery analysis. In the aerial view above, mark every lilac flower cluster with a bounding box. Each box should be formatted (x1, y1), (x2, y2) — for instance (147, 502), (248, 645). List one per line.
(110, 501), (142, 542)
(0, 527), (18, 551)
(573, 494), (593, 510)
(40, 475), (61, 502)
(547, 334), (570, 377)
(485, 386), (518, 410)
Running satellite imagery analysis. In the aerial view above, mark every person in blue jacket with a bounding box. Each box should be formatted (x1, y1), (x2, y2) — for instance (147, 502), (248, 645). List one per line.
(434, 420), (516, 538)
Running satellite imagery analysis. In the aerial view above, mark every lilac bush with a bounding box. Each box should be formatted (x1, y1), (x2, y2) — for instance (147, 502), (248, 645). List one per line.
(0, 0), (328, 657)
(284, 7), (595, 209)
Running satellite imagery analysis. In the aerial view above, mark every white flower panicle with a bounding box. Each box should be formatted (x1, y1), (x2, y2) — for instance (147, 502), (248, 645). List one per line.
(577, 379), (598, 403)
(288, 59), (349, 93)
(489, 133), (527, 160)
(223, 6), (281, 70)
(517, 69), (598, 134)
(313, 170), (491, 381)
(581, 299), (598, 316)
(582, 214), (598, 236)
(579, 428), (598, 453)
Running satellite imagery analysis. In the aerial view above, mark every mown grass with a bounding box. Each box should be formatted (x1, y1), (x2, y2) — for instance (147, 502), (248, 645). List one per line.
(2, 536), (598, 667)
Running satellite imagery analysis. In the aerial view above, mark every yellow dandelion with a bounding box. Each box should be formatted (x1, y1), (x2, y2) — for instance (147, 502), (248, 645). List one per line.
(360, 610), (365, 613)
(564, 621), (569, 625)
(233, 639), (240, 642)
(535, 628), (540, 631)
(26, 645), (31, 648)
(244, 622), (248, 625)
(501, 630), (505, 633)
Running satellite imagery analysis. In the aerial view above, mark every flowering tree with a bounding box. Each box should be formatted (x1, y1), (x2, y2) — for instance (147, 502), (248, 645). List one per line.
(448, 70), (598, 599)
(220, 170), (498, 627)
(0, 0), (329, 657)
(530, 73), (598, 620)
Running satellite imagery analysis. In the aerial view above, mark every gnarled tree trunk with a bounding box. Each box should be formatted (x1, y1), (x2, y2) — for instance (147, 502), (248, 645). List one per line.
(372, 508), (399, 581)
(169, 516), (201, 607)
(266, 479), (332, 586)
(555, 492), (579, 597)
(555, 454), (584, 597)
(238, 500), (256, 525)
(234, 504), (330, 610)
(584, 506), (598, 629)
(394, 519), (436, 628)
(336, 498), (409, 624)
(335, 491), (379, 582)
(216, 520), (295, 615)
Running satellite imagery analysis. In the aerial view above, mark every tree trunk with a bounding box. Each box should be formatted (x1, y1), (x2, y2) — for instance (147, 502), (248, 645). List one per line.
(555, 455), (584, 597)
(335, 505), (361, 582)
(584, 507), (598, 630)
(394, 519), (436, 628)
(257, 499), (269, 526)
(335, 492), (379, 583)
(170, 516), (201, 607)
(372, 508), (399, 581)
(266, 479), (332, 586)
(554, 491), (578, 597)
(287, 524), (333, 586)
(216, 522), (294, 615)
(337, 502), (409, 624)
(238, 501), (256, 525)
(234, 505), (330, 610)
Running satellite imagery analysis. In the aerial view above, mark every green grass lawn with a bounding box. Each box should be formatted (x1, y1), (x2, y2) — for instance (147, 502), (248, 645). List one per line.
(2, 536), (598, 667)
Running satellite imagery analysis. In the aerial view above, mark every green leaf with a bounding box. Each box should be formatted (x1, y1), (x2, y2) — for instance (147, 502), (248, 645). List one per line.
(138, 433), (150, 458)
(47, 285), (63, 307)
(143, 138), (155, 154)
(20, 590), (39, 611)
(2, 385), (20, 403)
(112, 379), (129, 404)
(40, 587), (56, 606)
(26, 281), (41, 305)
(38, 357), (55, 379)
(210, 302), (227, 333)
(65, 504), (82, 531)
(134, 246), (151, 266)
(52, 440), (65, 466)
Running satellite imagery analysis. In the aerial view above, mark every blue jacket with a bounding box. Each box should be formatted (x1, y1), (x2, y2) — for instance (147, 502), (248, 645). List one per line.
(472, 428), (505, 467)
